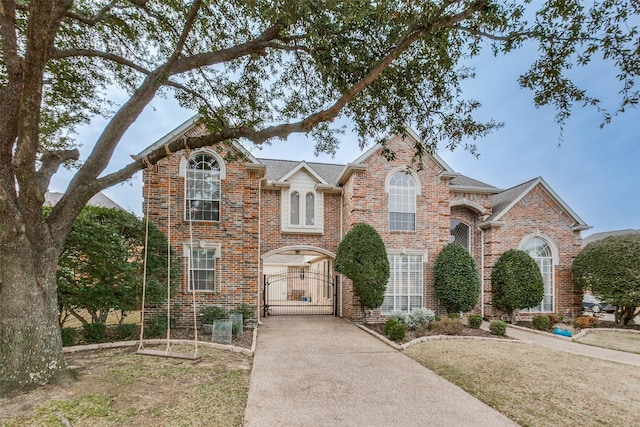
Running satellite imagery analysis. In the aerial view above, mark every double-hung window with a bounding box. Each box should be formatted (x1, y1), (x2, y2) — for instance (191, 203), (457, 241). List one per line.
(185, 153), (220, 221)
(388, 172), (416, 231)
(382, 254), (423, 313)
(189, 247), (216, 291)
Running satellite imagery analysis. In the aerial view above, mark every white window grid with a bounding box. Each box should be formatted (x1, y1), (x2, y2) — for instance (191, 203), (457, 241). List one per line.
(185, 153), (221, 221)
(382, 254), (423, 313)
(389, 173), (416, 231)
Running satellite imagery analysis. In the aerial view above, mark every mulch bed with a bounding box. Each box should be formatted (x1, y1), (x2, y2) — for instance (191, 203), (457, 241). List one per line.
(515, 318), (640, 332)
(363, 322), (506, 344)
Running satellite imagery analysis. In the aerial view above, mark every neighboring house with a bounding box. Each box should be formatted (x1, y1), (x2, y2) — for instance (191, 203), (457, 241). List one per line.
(139, 117), (590, 323)
(45, 191), (124, 211)
(582, 229), (640, 247)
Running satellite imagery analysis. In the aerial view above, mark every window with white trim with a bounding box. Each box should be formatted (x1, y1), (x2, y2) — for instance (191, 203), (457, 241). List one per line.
(189, 247), (216, 291)
(305, 192), (315, 225)
(521, 237), (554, 312)
(290, 191), (300, 225)
(382, 254), (423, 313)
(450, 220), (470, 251)
(389, 172), (416, 231)
(185, 153), (220, 221)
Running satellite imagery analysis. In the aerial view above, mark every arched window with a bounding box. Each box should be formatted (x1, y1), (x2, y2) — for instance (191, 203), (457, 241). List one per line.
(185, 153), (220, 221)
(450, 220), (470, 251)
(290, 191), (300, 225)
(389, 172), (416, 231)
(521, 236), (554, 312)
(305, 192), (315, 225)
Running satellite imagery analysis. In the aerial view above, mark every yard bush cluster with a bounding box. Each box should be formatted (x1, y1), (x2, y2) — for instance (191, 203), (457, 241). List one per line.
(532, 315), (552, 331)
(382, 308), (436, 340)
(428, 317), (464, 335)
(573, 316), (599, 329)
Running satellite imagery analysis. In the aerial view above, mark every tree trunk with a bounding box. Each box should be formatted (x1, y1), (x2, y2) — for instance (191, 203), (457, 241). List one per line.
(0, 233), (70, 395)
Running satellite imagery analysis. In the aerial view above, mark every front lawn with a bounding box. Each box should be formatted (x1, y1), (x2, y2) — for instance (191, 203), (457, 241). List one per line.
(405, 340), (640, 426)
(574, 330), (640, 354)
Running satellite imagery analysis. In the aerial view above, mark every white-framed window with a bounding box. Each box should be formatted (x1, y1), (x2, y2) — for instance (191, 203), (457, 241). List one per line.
(305, 192), (315, 225)
(290, 191), (300, 225)
(184, 242), (221, 292)
(388, 172), (416, 231)
(382, 254), (423, 313)
(450, 220), (470, 251)
(521, 236), (554, 313)
(289, 190), (316, 227)
(185, 153), (220, 221)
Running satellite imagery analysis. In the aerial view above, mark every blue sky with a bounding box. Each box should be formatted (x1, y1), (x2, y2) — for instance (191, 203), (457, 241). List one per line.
(50, 47), (639, 238)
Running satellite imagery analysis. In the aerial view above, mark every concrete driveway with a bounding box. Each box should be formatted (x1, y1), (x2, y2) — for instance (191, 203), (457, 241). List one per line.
(244, 316), (516, 426)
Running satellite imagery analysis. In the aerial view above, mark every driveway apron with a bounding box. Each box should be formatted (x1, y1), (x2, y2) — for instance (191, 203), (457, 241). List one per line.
(244, 316), (516, 426)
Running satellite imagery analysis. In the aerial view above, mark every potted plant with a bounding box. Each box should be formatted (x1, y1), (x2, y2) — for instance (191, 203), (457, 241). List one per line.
(200, 306), (226, 333)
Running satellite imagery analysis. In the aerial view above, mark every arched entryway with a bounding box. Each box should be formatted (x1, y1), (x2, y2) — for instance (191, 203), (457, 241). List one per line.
(262, 246), (338, 316)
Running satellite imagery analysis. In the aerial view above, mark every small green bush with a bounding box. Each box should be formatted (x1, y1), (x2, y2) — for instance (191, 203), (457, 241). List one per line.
(386, 321), (406, 340)
(145, 313), (168, 338)
(532, 315), (551, 331)
(489, 320), (507, 336)
(383, 318), (401, 336)
(231, 303), (254, 324)
(116, 323), (138, 340)
(429, 318), (464, 335)
(82, 322), (107, 343)
(61, 327), (77, 347)
(447, 312), (460, 319)
(434, 315), (442, 321)
(467, 314), (482, 329)
(200, 306), (226, 324)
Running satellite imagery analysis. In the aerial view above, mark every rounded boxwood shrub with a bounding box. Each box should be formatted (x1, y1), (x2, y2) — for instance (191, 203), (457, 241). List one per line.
(434, 243), (480, 314)
(489, 320), (507, 336)
(491, 249), (544, 323)
(532, 315), (551, 331)
(61, 327), (77, 347)
(385, 321), (406, 340)
(82, 322), (107, 343)
(467, 314), (482, 329)
(116, 323), (138, 340)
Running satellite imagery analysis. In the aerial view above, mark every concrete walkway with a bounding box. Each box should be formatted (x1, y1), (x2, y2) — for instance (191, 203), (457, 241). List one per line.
(244, 316), (516, 427)
(503, 324), (640, 368)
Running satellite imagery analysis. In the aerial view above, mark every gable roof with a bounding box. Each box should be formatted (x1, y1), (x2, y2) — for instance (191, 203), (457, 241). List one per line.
(259, 158), (345, 186)
(45, 191), (124, 211)
(487, 177), (590, 231)
(449, 174), (501, 194)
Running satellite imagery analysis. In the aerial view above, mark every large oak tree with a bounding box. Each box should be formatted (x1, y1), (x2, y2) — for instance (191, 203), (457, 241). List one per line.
(1, 0), (638, 393)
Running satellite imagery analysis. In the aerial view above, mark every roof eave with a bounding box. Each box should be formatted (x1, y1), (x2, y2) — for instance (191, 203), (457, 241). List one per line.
(450, 184), (503, 194)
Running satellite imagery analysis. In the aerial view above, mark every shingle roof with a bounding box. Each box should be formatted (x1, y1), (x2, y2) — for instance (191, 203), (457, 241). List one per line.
(487, 178), (539, 221)
(258, 158), (345, 185)
(45, 191), (124, 211)
(450, 174), (498, 190)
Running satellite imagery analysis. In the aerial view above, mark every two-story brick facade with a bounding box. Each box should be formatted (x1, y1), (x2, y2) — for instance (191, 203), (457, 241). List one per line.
(140, 118), (589, 324)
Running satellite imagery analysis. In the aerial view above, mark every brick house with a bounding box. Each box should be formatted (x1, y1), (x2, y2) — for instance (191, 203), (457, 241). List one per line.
(139, 117), (589, 323)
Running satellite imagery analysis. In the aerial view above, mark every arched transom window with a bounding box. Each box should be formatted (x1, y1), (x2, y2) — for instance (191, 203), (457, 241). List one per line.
(185, 153), (220, 221)
(388, 172), (416, 231)
(450, 220), (470, 251)
(521, 236), (554, 313)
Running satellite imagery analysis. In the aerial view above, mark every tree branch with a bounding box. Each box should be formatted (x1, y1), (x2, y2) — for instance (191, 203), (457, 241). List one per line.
(37, 148), (80, 194)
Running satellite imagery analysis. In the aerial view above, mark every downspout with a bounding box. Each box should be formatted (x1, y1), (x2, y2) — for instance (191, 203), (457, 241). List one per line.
(257, 177), (263, 324)
(479, 226), (485, 319)
(339, 194), (344, 317)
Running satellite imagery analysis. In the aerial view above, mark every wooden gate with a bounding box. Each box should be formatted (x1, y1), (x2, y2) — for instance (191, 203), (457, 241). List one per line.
(263, 269), (337, 316)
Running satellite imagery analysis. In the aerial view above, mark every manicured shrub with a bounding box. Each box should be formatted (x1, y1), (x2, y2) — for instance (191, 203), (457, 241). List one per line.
(385, 321), (406, 340)
(383, 318), (401, 336)
(386, 309), (408, 324)
(447, 312), (460, 319)
(428, 318), (464, 335)
(489, 320), (507, 336)
(492, 249), (544, 323)
(61, 327), (77, 347)
(467, 314), (482, 329)
(406, 307), (436, 329)
(532, 315), (551, 331)
(82, 322), (107, 343)
(145, 313), (168, 338)
(433, 243), (481, 314)
(116, 323), (138, 340)
(573, 316), (599, 329)
(335, 223), (389, 320)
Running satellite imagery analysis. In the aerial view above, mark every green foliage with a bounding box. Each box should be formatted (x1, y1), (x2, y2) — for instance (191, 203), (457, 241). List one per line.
(145, 313), (168, 339)
(384, 319), (406, 341)
(429, 318), (464, 335)
(61, 327), (77, 347)
(489, 321), (507, 337)
(82, 323), (107, 343)
(335, 223), (389, 318)
(573, 234), (640, 325)
(230, 304), (255, 324)
(55, 207), (180, 326)
(467, 314), (483, 329)
(447, 312), (461, 319)
(434, 243), (481, 314)
(200, 306), (227, 324)
(115, 324), (138, 340)
(532, 315), (551, 331)
(385, 310), (408, 324)
(491, 250), (544, 322)
(406, 308), (436, 330)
